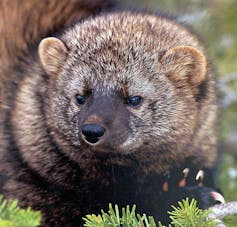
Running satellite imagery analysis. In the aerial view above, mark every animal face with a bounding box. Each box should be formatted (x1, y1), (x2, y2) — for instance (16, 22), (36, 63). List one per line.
(38, 13), (206, 170)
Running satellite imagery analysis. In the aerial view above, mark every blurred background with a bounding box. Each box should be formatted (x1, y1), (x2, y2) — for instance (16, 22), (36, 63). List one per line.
(119, 0), (237, 225)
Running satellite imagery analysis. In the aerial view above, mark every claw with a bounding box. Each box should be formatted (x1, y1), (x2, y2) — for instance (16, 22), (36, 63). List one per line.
(196, 170), (204, 186)
(183, 168), (190, 177)
(196, 170), (204, 180)
(210, 192), (225, 204)
(179, 168), (190, 187)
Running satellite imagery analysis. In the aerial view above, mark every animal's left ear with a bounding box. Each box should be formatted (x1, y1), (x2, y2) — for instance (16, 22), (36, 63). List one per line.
(38, 37), (68, 76)
(160, 46), (207, 88)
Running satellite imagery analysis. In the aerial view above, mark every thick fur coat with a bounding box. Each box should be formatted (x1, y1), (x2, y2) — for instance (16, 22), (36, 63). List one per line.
(0, 1), (220, 226)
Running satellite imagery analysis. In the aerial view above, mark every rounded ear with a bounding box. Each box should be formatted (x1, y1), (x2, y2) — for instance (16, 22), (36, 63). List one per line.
(160, 46), (207, 87)
(38, 37), (68, 75)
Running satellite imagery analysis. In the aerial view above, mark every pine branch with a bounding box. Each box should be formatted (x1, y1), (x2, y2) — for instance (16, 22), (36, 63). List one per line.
(0, 195), (41, 227)
(0, 195), (236, 227)
(208, 201), (237, 227)
(168, 198), (217, 227)
(83, 204), (162, 227)
(83, 198), (218, 227)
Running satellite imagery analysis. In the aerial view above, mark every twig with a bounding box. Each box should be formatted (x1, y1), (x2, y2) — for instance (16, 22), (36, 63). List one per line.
(208, 201), (237, 227)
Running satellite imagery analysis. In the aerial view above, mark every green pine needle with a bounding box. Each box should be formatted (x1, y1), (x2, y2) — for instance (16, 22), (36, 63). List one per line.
(0, 195), (219, 227)
(83, 204), (158, 227)
(83, 199), (218, 227)
(0, 196), (41, 227)
(168, 198), (217, 227)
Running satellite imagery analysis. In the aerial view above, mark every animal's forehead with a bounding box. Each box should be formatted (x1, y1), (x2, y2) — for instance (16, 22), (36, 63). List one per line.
(62, 12), (200, 58)
(62, 34), (160, 83)
(63, 15), (157, 66)
(66, 51), (161, 86)
(62, 58), (160, 95)
(59, 11), (201, 92)
(64, 30), (160, 77)
(64, 13), (157, 49)
(60, 12), (202, 85)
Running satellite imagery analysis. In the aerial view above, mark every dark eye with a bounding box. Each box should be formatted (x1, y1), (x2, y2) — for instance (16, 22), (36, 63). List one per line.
(75, 94), (86, 105)
(126, 96), (142, 107)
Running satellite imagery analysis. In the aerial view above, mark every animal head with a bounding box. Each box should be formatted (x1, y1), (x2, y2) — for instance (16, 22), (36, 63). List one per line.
(38, 12), (207, 173)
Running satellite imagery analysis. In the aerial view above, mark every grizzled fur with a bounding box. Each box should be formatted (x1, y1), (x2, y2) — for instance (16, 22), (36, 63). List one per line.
(0, 1), (220, 226)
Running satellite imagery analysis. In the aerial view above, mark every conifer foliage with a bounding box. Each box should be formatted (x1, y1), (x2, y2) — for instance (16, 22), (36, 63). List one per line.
(83, 198), (217, 227)
(0, 196), (41, 227)
(0, 196), (220, 226)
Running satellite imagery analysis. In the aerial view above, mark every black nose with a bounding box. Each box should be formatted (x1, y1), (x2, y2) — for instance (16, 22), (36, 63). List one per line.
(81, 124), (105, 144)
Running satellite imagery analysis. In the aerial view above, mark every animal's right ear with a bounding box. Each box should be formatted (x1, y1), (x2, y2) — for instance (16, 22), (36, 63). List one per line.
(38, 37), (68, 75)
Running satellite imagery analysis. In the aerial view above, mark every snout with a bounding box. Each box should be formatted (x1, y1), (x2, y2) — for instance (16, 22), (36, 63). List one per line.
(81, 124), (105, 144)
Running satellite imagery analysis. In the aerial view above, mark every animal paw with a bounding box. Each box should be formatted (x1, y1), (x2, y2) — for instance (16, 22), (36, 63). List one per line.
(162, 168), (225, 209)
(185, 186), (225, 208)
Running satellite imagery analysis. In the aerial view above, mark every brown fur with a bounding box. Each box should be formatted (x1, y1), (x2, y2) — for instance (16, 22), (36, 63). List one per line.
(0, 0), (113, 107)
(0, 2), (218, 226)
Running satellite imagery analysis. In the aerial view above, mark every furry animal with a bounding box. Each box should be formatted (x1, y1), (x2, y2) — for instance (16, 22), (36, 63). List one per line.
(0, 0), (223, 226)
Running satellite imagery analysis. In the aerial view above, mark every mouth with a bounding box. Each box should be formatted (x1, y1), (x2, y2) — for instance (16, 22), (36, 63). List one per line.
(83, 135), (100, 144)
(81, 133), (103, 146)
(85, 144), (126, 158)
(90, 145), (115, 155)
(90, 150), (136, 167)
